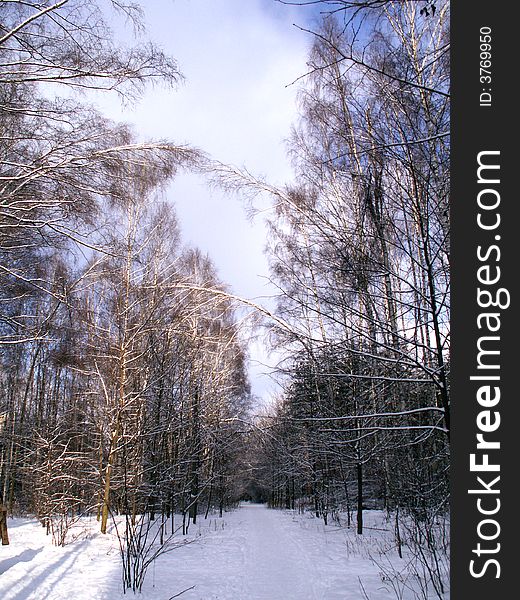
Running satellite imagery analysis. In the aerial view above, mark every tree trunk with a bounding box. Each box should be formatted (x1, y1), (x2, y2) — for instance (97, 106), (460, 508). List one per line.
(356, 462), (363, 535)
(0, 505), (9, 545)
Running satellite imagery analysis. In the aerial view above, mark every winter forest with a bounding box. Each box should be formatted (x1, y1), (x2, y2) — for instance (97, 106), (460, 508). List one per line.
(0, 1), (450, 599)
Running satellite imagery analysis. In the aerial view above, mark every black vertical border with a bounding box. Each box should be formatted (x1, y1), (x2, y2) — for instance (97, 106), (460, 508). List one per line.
(451, 2), (516, 598)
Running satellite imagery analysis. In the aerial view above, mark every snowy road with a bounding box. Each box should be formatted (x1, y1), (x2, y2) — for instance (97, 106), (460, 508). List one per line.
(169, 503), (386, 600)
(232, 504), (320, 599)
(0, 505), (398, 600)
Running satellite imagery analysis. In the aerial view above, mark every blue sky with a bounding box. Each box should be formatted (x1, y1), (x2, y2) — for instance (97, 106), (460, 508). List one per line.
(93, 0), (320, 403)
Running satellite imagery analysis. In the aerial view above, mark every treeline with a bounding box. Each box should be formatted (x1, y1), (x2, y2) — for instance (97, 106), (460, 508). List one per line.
(246, 0), (450, 548)
(0, 0), (250, 548)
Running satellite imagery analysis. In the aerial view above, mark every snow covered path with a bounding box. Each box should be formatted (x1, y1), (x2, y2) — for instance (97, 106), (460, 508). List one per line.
(0, 505), (404, 600)
(226, 504), (320, 599)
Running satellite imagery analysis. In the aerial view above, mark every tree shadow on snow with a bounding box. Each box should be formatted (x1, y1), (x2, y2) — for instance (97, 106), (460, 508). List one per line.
(0, 548), (43, 574)
(3, 544), (87, 600)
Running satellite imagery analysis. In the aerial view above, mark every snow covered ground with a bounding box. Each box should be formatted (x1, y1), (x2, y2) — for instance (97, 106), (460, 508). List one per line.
(0, 504), (448, 599)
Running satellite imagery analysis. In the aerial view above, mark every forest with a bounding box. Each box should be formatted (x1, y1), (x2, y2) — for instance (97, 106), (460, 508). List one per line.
(0, 1), (450, 598)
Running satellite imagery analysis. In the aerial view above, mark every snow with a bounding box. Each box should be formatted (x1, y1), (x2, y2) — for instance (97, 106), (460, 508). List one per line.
(0, 504), (447, 599)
